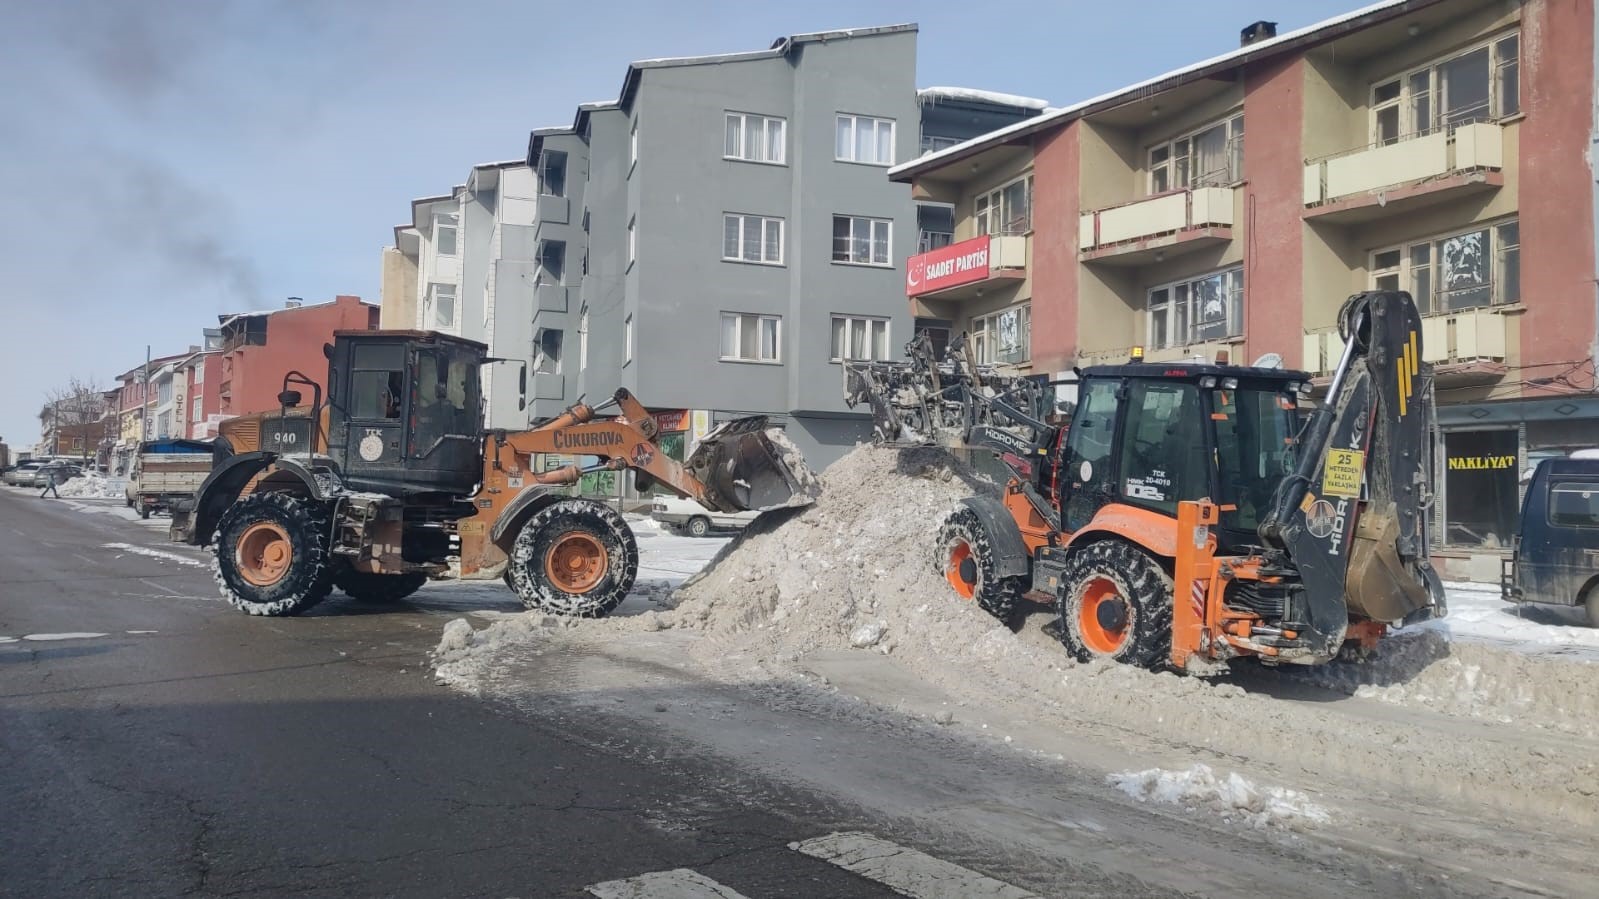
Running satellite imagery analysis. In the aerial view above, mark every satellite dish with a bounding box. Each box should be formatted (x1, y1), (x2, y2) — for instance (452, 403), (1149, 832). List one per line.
(1252, 352), (1284, 369)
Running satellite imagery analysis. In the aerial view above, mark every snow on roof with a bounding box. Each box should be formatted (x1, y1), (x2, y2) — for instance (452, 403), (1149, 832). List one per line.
(889, 0), (1414, 180)
(918, 86), (1050, 110)
(472, 159), (525, 170)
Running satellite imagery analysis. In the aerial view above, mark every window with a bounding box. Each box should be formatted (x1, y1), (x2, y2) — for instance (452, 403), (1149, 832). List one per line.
(720, 312), (781, 363)
(835, 114), (895, 165)
(538, 150), (567, 197)
(1370, 32), (1519, 144)
(722, 214), (784, 264)
(627, 217), (636, 267)
(1148, 113), (1243, 193)
(921, 134), (962, 156)
(191, 396), (202, 423)
(1369, 219), (1518, 314)
(579, 308), (589, 371)
(538, 240), (566, 282)
(434, 213), (458, 256)
(1118, 381), (1206, 516)
(72, 436), (85, 451)
(1147, 267), (1244, 349)
(352, 370), (404, 419)
(535, 329), (562, 375)
(193, 362), (204, 385)
(158, 379), (173, 403)
(630, 119), (638, 169)
(428, 283), (457, 328)
(830, 315), (891, 362)
(1549, 480), (1599, 528)
(725, 112), (786, 164)
(832, 215), (892, 266)
(975, 175), (1033, 235)
(1443, 429), (1519, 546)
(624, 316), (633, 365)
(1062, 379), (1121, 531)
(970, 304), (1031, 365)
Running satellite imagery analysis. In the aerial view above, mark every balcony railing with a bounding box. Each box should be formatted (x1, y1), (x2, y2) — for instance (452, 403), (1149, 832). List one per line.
(1303, 120), (1504, 206)
(1078, 186), (1234, 252)
(1302, 307), (1508, 375)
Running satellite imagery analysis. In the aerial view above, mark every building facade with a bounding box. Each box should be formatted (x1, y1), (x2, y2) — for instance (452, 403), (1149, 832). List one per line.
(515, 25), (1044, 473)
(893, 0), (1598, 579)
(216, 296), (379, 419)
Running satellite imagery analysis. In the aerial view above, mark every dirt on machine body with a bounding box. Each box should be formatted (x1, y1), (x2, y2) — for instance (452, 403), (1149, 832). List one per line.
(844, 290), (1447, 671)
(171, 329), (818, 617)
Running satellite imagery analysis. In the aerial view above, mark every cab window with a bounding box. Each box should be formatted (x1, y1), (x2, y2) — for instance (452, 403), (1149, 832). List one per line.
(1117, 380), (1206, 516)
(1549, 480), (1599, 528)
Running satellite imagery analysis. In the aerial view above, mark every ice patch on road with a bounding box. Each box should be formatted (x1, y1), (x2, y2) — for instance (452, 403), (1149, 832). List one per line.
(1109, 764), (1330, 830)
(103, 542), (207, 568)
(21, 632), (109, 641)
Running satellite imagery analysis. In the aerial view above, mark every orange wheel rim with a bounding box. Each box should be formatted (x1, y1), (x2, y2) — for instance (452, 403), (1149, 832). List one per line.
(545, 531), (607, 593)
(946, 541), (976, 600)
(237, 522), (293, 587)
(1078, 576), (1131, 655)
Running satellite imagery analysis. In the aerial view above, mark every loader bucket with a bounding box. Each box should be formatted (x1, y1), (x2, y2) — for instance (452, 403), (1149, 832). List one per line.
(684, 416), (821, 513)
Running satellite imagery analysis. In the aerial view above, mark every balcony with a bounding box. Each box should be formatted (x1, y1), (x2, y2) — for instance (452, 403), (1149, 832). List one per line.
(1078, 187), (1234, 266)
(1303, 307), (1509, 386)
(536, 195), (570, 225)
(1302, 123), (1504, 223)
(904, 234), (1027, 302)
(532, 372), (565, 401)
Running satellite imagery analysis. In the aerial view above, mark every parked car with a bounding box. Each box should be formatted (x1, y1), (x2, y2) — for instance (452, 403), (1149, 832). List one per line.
(650, 494), (758, 537)
(1502, 456), (1599, 625)
(3, 460), (48, 487)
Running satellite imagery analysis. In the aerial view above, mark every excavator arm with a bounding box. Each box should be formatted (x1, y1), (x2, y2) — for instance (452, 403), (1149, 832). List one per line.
(1260, 290), (1445, 655)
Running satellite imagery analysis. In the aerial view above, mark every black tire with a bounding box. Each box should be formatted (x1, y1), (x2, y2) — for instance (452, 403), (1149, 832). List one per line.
(686, 516), (712, 538)
(508, 499), (638, 617)
(1055, 539), (1172, 669)
(1584, 589), (1599, 628)
(213, 491), (336, 616)
(935, 506), (1025, 623)
(335, 568), (428, 603)
(139, 505), (151, 520)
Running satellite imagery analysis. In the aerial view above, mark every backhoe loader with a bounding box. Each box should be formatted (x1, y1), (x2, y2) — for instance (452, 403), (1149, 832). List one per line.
(174, 329), (817, 617)
(844, 291), (1445, 671)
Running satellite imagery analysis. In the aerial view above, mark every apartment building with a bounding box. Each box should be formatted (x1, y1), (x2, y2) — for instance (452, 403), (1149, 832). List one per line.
(215, 295), (379, 419)
(515, 25), (1044, 472)
(892, 0), (1597, 578)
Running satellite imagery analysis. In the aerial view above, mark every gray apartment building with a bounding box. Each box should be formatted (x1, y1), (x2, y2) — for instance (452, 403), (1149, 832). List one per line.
(522, 24), (1044, 471)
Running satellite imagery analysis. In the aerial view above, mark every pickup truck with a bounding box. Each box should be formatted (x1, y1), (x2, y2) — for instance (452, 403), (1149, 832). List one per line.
(126, 439), (214, 519)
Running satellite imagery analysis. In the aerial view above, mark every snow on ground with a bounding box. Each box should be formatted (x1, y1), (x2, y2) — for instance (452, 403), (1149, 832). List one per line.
(1109, 765), (1330, 831)
(103, 542), (208, 568)
(1427, 581), (1599, 657)
(56, 473), (125, 499)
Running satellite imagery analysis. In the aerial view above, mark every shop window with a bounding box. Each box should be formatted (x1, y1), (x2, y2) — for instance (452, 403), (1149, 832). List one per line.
(1443, 429), (1519, 547)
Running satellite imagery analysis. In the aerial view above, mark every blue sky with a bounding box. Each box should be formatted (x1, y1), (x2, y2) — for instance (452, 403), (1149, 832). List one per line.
(0, 0), (1361, 447)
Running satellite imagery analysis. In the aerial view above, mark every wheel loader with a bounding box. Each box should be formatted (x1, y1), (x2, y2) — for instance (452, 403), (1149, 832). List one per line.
(173, 329), (818, 616)
(844, 291), (1446, 671)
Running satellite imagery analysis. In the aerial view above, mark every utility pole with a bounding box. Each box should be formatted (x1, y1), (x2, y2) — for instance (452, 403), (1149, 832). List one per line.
(141, 345), (151, 446)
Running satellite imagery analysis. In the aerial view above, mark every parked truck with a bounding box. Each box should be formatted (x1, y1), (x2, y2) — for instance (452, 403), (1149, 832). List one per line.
(126, 439), (215, 519)
(1502, 454), (1599, 625)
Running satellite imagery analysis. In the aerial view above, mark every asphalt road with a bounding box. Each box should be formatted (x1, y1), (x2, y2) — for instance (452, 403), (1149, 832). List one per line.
(0, 488), (920, 898)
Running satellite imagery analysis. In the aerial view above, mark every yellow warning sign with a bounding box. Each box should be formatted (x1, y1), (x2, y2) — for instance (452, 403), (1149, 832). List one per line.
(1322, 449), (1365, 499)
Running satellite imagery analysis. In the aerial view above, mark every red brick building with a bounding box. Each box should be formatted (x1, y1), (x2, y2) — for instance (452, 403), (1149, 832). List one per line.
(892, 0), (1597, 576)
(217, 296), (379, 418)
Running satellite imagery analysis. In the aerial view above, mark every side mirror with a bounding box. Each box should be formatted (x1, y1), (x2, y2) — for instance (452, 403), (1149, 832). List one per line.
(278, 389), (303, 407)
(518, 363), (528, 411)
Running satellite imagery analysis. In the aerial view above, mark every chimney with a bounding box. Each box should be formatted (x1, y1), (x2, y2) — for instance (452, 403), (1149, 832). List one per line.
(285, 297), (303, 309)
(1240, 20), (1277, 46)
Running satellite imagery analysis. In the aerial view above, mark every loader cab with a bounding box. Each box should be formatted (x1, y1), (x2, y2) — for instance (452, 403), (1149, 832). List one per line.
(1059, 363), (1308, 552)
(325, 330), (486, 497)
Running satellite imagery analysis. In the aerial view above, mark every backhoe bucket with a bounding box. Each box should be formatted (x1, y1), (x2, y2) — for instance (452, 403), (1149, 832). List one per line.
(685, 416), (821, 513)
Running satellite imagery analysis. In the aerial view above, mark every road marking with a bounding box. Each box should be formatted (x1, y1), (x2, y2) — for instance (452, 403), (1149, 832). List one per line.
(790, 832), (1038, 899)
(20, 632), (109, 641)
(586, 868), (751, 899)
(139, 578), (183, 597)
(126, 630), (159, 635)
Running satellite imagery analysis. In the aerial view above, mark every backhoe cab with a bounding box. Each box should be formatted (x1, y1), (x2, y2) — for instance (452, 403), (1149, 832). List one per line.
(846, 290), (1445, 671)
(178, 329), (819, 619)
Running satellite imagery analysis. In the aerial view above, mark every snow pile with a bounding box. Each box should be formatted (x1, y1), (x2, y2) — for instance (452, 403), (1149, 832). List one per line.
(1109, 765), (1330, 831)
(103, 542), (207, 568)
(1425, 582), (1599, 656)
(57, 473), (122, 499)
(918, 86), (1051, 110)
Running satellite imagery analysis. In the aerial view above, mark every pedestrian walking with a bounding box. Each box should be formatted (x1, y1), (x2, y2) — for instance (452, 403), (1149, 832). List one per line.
(38, 462), (60, 499)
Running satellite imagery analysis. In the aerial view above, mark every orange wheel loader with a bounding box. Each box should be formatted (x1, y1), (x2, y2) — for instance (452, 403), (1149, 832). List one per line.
(844, 291), (1445, 671)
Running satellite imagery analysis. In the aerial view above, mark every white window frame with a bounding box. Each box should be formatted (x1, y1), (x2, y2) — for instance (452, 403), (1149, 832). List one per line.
(832, 215), (893, 267)
(1369, 218), (1519, 315)
(433, 213), (458, 257)
(624, 315), (634, 366)
(830, 315), (892, 362)
(191, 396), (202, 423)
(193, 361), (204, 384)
(970, 304), (1031, 366)
(722, 213), (784, 265)
(1147, 112), (1244, 194)
(974, 174), (1034, 236)
(835, 114), (896, 165)
(627, 216), (636, 268)
(430, 282), (457, 328)
(579, 307), (589, 371)
(724, 112), (786, 165)
(1369, 31), (1520, 146)
(629, 119), (639, 170)
(719, 312), (782, 364)
(1145, 267), (1244, 350)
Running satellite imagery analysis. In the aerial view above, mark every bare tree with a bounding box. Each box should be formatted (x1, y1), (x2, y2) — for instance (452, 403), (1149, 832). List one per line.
(42, 377), (111, 464)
